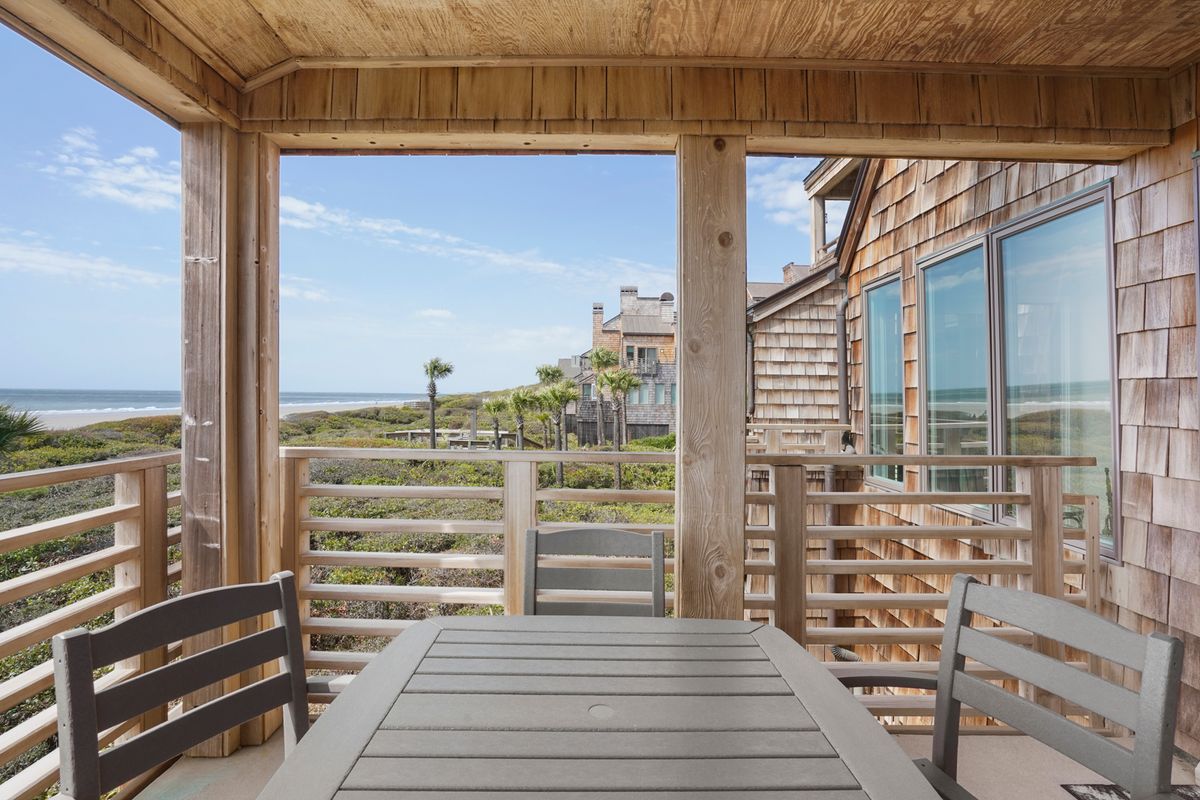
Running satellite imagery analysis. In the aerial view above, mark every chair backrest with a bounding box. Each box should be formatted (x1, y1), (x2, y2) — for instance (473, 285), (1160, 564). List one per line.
(524, 527), (665, 617)
(53, 571), (309, 800)
(933, 574), (1182, 799)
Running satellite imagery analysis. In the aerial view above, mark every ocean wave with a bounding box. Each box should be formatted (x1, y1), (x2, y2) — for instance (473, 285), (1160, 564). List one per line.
(36, 406), (181, 414)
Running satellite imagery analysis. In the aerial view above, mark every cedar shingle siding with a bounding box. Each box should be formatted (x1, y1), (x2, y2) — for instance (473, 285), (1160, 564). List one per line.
(839, 120), (1200, 753)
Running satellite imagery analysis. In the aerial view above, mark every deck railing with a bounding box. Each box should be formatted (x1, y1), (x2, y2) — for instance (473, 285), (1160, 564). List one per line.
(0, 442), (1100, 795)
(0, 451), (181, 800)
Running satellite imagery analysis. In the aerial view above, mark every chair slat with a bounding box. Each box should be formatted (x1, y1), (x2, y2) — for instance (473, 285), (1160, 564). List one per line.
(525, 528), (665, 618)
(534, 528), (657, 556)
(97, 672), (294, 791)
(535, 566), (651, 592)
(54, 572), (309, 800)
(961, 582), (1147, 670)
(94, 627), (289, 730)
(534, 601), (654, 617)
(955, 627), (1140, 730)
(950, 672), (1134, 789)
(89, 581), (282, 667)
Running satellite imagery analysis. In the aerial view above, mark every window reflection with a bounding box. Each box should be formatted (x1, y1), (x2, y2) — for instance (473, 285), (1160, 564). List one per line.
(999, 202), (1114, 546)
(867, 279), (903, 482)
(924, 247), (989, 494)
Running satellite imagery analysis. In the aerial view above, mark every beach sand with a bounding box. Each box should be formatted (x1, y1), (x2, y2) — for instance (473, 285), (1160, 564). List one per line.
(38, 401), (409, 430)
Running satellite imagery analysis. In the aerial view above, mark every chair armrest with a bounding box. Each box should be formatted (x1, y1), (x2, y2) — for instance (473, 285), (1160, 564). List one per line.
(831, 669), (939, 691)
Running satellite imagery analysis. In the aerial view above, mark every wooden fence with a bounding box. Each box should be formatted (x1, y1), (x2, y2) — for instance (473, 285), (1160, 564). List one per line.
(0, 442), (1100, 796)
(0, 452), (181, 800)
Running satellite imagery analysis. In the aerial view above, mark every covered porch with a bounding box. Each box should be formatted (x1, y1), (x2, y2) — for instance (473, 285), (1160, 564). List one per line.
(1, 1), (1199, 798)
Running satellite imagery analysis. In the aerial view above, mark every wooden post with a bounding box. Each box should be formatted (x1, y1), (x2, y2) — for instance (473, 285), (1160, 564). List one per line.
(140, 465), (169, 730)
(113, 470), (145, 662)
(181, 124), (280, 755)
(1015, 464), (1065, 708)
(1015, 465), (1065, 599)
(774, 465), (808, 644)
(281, 456), (310, 654)
(503, 459), (538, 614)
(675, 134), (747, 620)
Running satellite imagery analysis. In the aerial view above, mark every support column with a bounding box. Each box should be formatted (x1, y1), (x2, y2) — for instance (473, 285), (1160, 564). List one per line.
(675, 135), (747, 620)
(180, 124), (280, 754)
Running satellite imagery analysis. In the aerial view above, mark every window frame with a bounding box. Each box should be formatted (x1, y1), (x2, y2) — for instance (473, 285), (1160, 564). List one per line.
(916, 236), (994, 521)
(862, 273), (906, 490)
(913, 183), (1120, 559)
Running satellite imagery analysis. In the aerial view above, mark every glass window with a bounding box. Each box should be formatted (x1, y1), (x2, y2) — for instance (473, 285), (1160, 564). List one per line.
(923, 246), (990, 494)
(625, 345), (635, 363)
(655, 383), (665, 404)
(639, 347), (658, 365)
(866, 279), (903, 483)
(998, 201), (1115, 547)
(581, 383), (592, 400)
(670, 383), (677, 405)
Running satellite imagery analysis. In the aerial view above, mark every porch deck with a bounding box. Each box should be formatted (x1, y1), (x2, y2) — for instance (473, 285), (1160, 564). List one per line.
(133, 730), (1199, 800)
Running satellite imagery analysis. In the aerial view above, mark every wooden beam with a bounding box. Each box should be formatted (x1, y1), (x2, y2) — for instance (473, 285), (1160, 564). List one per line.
(181, 122), (239, 757)
(238, 64), (1174, 161)
(180, 124), (279, 755)
(235, 131), (282, 746)
(0, 0), (236, 125)
(675, 134), (747, 620)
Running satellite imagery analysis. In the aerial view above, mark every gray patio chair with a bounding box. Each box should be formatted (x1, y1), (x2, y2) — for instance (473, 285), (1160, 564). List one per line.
(834, 573), (1183, 800)
(52, 571), (310, 800)
(524, 527), (665, 616)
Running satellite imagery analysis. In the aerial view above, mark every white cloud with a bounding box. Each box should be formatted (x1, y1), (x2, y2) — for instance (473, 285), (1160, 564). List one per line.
(416, 308), (455, 320)
(0, 238), (176, 288)
(279, 194), (674, 292)
(280, 274), (331, 302)
(747, 158), (820, 231)
(41, 128), (180, 212)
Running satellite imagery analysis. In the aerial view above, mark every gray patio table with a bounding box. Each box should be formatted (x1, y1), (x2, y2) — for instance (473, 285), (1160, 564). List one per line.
(257, 616), (941, 799)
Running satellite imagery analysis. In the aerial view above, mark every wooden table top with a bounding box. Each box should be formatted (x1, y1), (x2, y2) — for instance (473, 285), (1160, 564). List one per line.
(258, 616), (940, 799)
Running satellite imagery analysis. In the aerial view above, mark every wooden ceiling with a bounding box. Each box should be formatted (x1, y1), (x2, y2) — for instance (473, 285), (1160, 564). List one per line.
(148, 0), (1200, 86)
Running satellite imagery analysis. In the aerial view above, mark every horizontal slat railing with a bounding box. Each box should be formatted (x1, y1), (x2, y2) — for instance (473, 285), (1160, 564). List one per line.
(281, 445), (676, 695)
(750, 452), (1100, 728)
(0, 451), (179, 800)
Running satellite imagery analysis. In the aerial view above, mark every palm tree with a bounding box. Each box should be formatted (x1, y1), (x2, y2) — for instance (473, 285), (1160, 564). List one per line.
(543, 380), (579, 486)
(422, 357), (454, 448)
(0, 404), (44, 457)
(533, 409), (553, 449)
(605, 369), (641, 448)
(535, 364), (564, 385)
(588, 346), (619, 446)
(507, 388), (536, 450)
(481, 396), (507, 450)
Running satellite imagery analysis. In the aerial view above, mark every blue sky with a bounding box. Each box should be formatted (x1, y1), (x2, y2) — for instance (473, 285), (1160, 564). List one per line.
(0, 24), (835, 394)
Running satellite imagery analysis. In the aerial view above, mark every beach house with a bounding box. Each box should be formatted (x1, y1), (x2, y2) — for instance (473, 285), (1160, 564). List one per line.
(1, 2), (1200, 798)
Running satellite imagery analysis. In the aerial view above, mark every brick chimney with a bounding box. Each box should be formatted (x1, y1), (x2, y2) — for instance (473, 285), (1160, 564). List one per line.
(592, 303), (604, 351)
(782, 262), (808, 284)
(619, 285), (638, 314)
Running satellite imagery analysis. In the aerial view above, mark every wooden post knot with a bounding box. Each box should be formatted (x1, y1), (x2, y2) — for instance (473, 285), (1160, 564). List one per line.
(718, 231), (734, 247)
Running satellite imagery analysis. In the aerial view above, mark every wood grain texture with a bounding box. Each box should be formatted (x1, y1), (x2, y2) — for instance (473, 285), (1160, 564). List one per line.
(260, 616), (937, 798)
(675, 135), (747, 620)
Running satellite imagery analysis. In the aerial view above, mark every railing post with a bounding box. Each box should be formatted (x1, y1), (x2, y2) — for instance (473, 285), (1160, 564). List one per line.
(281, 456), (309, 654)
(1015, 464), (1065, 708)
(113, 470), (145, 662)
(774, 465), (808, 645)
(139, 466), (169, 730)
(1015, 465), (1064, 599)
(503, 459), (538, 615)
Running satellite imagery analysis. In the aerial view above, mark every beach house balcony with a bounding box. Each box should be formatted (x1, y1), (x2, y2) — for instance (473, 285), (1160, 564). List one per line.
(2, 1), (1200, 799)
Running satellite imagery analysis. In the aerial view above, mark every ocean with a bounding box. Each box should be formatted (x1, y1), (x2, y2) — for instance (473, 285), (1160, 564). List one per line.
(0, 388), (424, 416)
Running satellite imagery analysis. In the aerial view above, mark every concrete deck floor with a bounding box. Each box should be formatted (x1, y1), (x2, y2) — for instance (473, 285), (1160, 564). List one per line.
(138, 730), (1199, 800)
